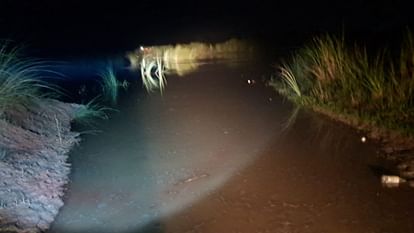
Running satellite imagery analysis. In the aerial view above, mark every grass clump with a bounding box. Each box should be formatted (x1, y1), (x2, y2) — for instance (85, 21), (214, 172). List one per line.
(0, 44), (51, 114)
(0, 42), (113, 135)
(270, 32), (414, 136)
(72, 97), (111, 127)
(99, 63), (120, 104)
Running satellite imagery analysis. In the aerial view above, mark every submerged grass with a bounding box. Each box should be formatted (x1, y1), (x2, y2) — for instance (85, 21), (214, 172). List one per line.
(270, 32), (414, 136)
(139, 53), (166, 93)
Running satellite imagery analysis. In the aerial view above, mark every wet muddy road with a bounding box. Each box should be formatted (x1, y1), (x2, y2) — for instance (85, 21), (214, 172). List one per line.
(49, 63), (414, 233)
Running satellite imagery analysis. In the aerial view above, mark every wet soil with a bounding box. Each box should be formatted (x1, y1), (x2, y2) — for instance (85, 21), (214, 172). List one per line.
(49, 63), (414, 233)
(307, 105), (414, 184)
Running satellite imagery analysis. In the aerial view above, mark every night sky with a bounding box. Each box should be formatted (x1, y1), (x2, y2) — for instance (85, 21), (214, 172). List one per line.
(0, 0), (413, 56)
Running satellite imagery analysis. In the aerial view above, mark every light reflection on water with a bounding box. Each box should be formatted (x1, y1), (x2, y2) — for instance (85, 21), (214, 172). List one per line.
(48, 60), (414, 233)
(126, 39), (257, 77)
(48, 62), (282, 233)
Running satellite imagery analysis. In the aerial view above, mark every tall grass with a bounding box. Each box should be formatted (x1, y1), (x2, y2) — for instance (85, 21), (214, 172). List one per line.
(99, 64), (119, 104)
(0, 44), (59, 115)
(270, 32), (414, 135)
(278, 66), (302, 97)
(72, 96), (110, 127)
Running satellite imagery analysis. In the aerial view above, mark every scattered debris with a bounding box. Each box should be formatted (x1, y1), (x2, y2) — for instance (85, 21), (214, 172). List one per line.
(175, 173), (210, 186)
(183, 173), (209, 183)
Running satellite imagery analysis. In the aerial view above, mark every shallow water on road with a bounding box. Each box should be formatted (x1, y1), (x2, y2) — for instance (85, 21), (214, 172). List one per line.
(48, 63), (414, 233)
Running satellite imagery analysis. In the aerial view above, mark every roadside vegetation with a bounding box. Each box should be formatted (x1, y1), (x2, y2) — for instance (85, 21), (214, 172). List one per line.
(99, 64), (119, 104)
(72, 97), (111, 127)
(0, 42), (112, 232)
(0, 43), (110, 124)
(270, 32), (414, 137)
(0, 44), (52, 115)
(127, 39), (254, 70)
(126, 39), (256, 92)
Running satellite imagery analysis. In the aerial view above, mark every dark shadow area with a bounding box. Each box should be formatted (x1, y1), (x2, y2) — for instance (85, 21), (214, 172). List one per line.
(48, 220), (165, 233)
(369, 164), (396, 178)
(1, 1), (413, 58)
(130, 221), (164, 233)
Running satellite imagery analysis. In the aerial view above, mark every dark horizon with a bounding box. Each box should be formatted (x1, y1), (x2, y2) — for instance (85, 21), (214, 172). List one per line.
(1, 0), (414, 57)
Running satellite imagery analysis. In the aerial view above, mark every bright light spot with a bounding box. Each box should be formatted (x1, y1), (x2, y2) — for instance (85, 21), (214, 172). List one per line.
(247, 79), (256, 85)
(361, 136), (366, 142)
(381, 175), (405, 188)
(127, 39), (256, 78)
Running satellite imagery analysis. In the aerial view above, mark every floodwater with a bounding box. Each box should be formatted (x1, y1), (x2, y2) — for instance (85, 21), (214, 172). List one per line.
(48, 62), (414, 233)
